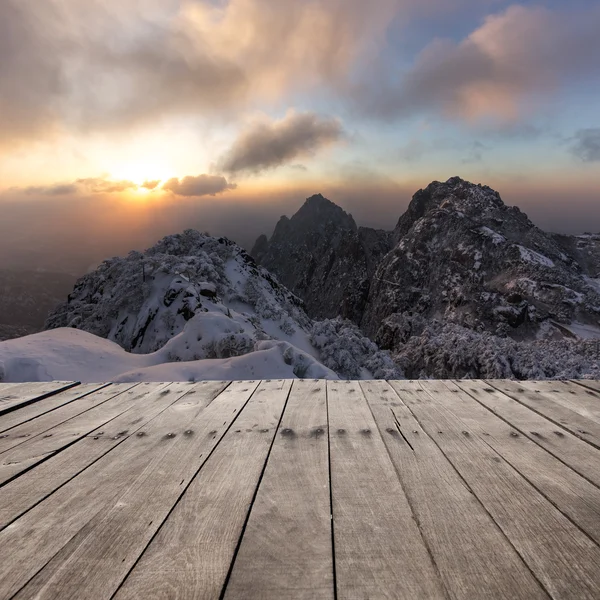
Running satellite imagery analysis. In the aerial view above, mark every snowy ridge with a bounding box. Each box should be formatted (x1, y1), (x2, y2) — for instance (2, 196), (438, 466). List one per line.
(0, 230), (400, 382)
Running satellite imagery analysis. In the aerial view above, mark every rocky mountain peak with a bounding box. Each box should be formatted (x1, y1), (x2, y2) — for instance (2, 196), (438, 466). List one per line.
(394, 176), (512, 241)
(290, 193), (357, 233)
(251, 194), (391, 322)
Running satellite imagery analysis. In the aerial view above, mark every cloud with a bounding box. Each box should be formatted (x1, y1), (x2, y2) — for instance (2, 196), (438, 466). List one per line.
(141, 180), (161, 190)
(23, 183), (79, 196)
(0, 0), (398, 147)
(76, 178), (138, 194)
(571, 129), (600, 162)
(361, 4), (600, 123)
(219, 112), (344, 174)
(162, 175), (236, 197)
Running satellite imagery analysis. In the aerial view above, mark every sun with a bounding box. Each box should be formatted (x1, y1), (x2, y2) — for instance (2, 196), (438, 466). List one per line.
(109, 160), (174, 193)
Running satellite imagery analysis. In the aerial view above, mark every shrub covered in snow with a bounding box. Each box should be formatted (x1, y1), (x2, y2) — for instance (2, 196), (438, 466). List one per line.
(394, 320), (600, 380)
(311, 318), (403, 379)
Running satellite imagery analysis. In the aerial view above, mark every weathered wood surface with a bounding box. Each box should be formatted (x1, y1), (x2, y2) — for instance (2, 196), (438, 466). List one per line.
(0, 383), (108, 434)
(489, 379), (600, 449)
(391, 380), (600, 600)
(1, 379), (600, 600)
(116, 380), (291, 600)
(329, 380), (446, 599)
(0, 382), (79, 416)
(362, 380), (548, 600)
(224, 379), (333, 600)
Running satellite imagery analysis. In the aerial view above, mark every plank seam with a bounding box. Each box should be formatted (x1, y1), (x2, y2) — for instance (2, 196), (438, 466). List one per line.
(104, 380), (280, 600)
(0, 384), (191, 534)
(211, 381), (293, 600)
(402, 383), (553, 600)
(571, 380), (600, 395)
(486, 381), (600, 451)
(0, 384), (112, 435)
(363, 384), (451, 600)
(0, 384), (139, 456)
(460, 383), (600, 493)
(325, 380), (339, 600)
(442, 383), (600, 550)
(0, 382), (81, 418)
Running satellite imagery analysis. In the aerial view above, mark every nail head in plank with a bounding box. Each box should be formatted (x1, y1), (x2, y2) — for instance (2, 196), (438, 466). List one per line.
(468, 380), (600, 490)
(488, 379), (600, 450)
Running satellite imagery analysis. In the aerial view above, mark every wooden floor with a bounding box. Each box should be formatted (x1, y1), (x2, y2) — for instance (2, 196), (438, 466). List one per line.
(1, 380), (600, 599)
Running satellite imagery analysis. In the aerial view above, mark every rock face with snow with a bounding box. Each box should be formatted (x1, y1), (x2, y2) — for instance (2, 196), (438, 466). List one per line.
(363, 177), (600, 344)
(251, 194), (391, 323)
(42, 229), (400, 382)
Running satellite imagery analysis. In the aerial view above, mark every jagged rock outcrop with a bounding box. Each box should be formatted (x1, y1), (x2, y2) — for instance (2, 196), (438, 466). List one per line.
(363, 177), (600, 344)
(251, 194), (392, 322)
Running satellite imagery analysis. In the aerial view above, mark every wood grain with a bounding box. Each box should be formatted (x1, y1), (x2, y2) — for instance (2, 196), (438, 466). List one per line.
(488, 379), (600, 449)
(0, 383), (109, 434)
(0, 382), (182, 530)
(0, 383), (137, 454)
(224, 379), (334, 600)
(435, 380), (600, 547)
(116, 380), (291, 600)
(328, 380), (446, 600)
(0, 382), (80, 416)
(12, 381), (258, 600)
(464, 380), (600, 489)
(516, 380), (600, 425)
(391, 380), (600, 600)
(362, 380), (548, 600)
(0, 383), (148, 484)
(0, 381), (226, 598)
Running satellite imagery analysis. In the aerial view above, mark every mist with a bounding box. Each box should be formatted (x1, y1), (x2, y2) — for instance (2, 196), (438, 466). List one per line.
(1, 179), (599, 276)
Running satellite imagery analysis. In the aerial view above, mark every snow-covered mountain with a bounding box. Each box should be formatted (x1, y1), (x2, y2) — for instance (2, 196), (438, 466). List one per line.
(251, 178), (600, 379)
(0, 230), (399, 382)
(365, 176), (600, 342)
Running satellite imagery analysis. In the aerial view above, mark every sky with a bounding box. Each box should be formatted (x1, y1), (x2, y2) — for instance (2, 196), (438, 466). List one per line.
(1, 0), (599, 273)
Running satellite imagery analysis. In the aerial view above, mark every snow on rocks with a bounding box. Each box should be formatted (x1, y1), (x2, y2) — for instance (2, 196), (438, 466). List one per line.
(15, 229), (395, 383)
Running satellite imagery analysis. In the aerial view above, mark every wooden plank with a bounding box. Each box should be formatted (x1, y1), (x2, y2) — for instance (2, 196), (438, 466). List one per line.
(0, 382), (80, 416)
(514, 380), (600, 425)
(115, 380), (292, 600)
(433, 380), (600, 547)
(362, 380), (548, 600)
(328, 380), (446, 600)
(0, 383), (138, 455)
(574, 380), (600, 394)
(223, 379), (334, 600)
(12, 381), (259, 600)
(0, 382), (184, 530)
(0, 381), (228, 598)
(0, 383), (110, 434)
(466, 380), (600, 489)
(391, 380), (600, 600)
(0, 383), (152, 485)
(488, 379), (600, 450)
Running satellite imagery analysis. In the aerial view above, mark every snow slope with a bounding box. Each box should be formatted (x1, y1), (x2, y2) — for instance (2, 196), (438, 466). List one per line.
(0, 328), (337, 383)
(3, 229), (400, 383)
